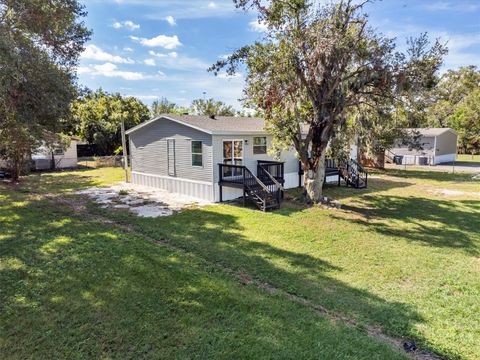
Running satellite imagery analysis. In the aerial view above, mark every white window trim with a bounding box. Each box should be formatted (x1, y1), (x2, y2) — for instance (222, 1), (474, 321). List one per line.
(222, 139), (244, 163)
(252, 136), (267, 155)
(222, 139), (244, 179)
(191, 140), (203, 168)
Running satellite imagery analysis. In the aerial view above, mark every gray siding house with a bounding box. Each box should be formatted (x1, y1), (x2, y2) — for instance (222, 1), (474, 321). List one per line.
(389, 128), (458, 165)
(126, 114), (304, 202)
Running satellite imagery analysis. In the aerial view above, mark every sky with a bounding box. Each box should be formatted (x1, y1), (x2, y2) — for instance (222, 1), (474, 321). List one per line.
(78, 0), (480, 110)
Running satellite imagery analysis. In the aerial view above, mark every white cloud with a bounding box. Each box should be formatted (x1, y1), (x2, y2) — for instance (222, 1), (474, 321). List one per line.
(219, 54), (231, 60)
(126, 94), (161, 101)
(123, 47), (134, 52)
(82, 44), (134, 64)
(79, 62), (146, 80)
(112, 20), (140, 30)
(144, 58), (156, 66)
(130, 34), (181, 49)
(249, 19), (268, 32)
(165, 15), (176, 26)
(148, 50), (208, 71)
(142, 0), (235, 20)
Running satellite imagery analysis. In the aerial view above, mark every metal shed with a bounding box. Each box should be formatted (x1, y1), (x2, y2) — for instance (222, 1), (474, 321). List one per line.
(389, 128), (458, 165)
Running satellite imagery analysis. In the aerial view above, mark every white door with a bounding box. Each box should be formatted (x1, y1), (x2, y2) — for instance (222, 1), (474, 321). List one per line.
(222, 140), (243, 177)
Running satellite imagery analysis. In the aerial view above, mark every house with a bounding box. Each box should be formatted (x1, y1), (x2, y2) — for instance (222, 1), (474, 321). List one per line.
(31, 136), (81, 170)
(387, 128), (457, 165)
(126, 114), (367, 210)
(0, 135), (80, 173)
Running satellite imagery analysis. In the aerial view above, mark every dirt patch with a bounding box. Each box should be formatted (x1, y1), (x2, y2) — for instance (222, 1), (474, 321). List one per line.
(76, 182), (212, 217)
(427, 188), (480, 197)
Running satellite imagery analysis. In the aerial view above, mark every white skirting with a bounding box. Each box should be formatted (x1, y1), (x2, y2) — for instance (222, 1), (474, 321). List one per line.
(131, 171), (215, 201)
(132, 171), (343, 204)
(434, 153), (456, 165)
(284, 172), (301, 189)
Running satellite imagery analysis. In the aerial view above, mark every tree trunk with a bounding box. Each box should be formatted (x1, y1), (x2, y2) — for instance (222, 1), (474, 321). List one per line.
(50, 152), (56, 171)
(303, 151), (326, 204)
(11, 158), (21, 182)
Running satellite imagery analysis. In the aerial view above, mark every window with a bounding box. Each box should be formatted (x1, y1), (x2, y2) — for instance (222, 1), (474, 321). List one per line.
(53, 147), (64, 155)
(223, 140), (243, 177)
(253, 137), (267, 155)
(191, 141), (203, 167)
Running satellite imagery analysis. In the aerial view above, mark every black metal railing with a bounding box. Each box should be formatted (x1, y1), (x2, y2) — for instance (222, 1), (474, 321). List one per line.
(218, 163), (282, 210)
(257, 160), (284, 184)
(340, 158), (368, 188)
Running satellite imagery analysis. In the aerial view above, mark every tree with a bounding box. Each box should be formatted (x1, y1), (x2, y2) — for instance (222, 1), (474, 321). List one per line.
(450, 89), (480, 154)
(151, 97), (185, 117)
(71, 90), (150, 155)
(190, 98), (236, 116)
(427, 66), (480, 153)
(0, 0), (91, 180)
(210, 0), (445, 203)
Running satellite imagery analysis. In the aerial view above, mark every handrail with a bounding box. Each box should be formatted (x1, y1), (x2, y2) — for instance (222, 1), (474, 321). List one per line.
(244, 167), (270, 193)
(258, 165), (284, 191)
(257, 160), (284, 165)
(385, 149), (396, 163)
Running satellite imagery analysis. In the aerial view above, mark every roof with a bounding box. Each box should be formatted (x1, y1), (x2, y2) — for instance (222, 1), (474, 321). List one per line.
(403, 128), (457, 137)
(126, 114), (269, 135)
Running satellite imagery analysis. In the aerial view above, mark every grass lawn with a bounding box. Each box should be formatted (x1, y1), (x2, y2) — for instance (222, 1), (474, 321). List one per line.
(457, 154), (480, 163)
(1, 167), (479, 359)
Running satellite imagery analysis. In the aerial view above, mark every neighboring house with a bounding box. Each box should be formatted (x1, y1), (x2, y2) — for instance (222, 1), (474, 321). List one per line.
(388, 128), (457, 165)
(31, 136), (81, 170)
(126, 114), (367, 208)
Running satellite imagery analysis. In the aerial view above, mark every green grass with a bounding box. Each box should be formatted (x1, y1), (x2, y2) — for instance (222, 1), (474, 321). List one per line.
(1, 167), (479, 359)
(457, 154), (480, 163)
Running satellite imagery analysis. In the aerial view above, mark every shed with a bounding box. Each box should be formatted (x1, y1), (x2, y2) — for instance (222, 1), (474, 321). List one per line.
(389, 128), (457, 165)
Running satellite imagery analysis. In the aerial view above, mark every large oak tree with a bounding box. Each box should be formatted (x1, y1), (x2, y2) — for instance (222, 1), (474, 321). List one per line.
(0, 0), (90, 180)
(211, 0), (446, 202)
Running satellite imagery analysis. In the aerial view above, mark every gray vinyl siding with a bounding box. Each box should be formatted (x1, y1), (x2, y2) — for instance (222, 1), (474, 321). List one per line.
(212, 134), (299, 183)
(435, 131), (457, 155)
(392, 136), (435, 156)
(129, 119), (213, 183)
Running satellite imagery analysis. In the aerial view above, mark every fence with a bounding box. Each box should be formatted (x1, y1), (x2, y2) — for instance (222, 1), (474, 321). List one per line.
(78, 156), (126, 168)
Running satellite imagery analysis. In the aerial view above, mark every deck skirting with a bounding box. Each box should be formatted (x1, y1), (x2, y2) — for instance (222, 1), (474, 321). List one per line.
(131, 171), (215, 202)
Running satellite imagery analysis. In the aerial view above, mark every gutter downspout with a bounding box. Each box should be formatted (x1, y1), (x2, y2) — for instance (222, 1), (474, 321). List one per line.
(432, 136), (437, 165)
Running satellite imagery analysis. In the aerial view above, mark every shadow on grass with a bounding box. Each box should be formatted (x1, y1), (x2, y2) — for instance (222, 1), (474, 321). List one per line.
(0, 171), (109, 195)
(335, 195), (480, 256)
(0, 190), (412, 359)
(227, 176), (416, 214)
(381, 168), (475, 182)
(0, 190), (410, 359)
(97, 204), (457, 356)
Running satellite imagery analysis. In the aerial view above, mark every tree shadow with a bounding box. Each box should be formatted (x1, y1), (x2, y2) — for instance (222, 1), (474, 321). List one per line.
(0, 192), (411, 359)
(100, 205), (456, 356)
(225, 176), (416, 215)
(335, 195), (480, 256)
(381, 168), (476, 182)
(0, 171), (108, 195)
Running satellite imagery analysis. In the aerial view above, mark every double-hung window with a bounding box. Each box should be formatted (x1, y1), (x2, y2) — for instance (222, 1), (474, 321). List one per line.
(253, 137), (267, 155)
(191, 141), (203, 167)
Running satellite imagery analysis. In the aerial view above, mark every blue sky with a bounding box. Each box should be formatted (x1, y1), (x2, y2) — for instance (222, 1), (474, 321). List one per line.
(79, 0), (480, 110)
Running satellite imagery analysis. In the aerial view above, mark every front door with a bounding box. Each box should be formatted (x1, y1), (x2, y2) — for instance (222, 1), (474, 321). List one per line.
(223, 140), (243, 177)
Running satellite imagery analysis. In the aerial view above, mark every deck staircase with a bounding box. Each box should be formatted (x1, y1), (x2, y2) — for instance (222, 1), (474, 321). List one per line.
(219, 162), (284, 212)
(339, 158), (368, 189)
